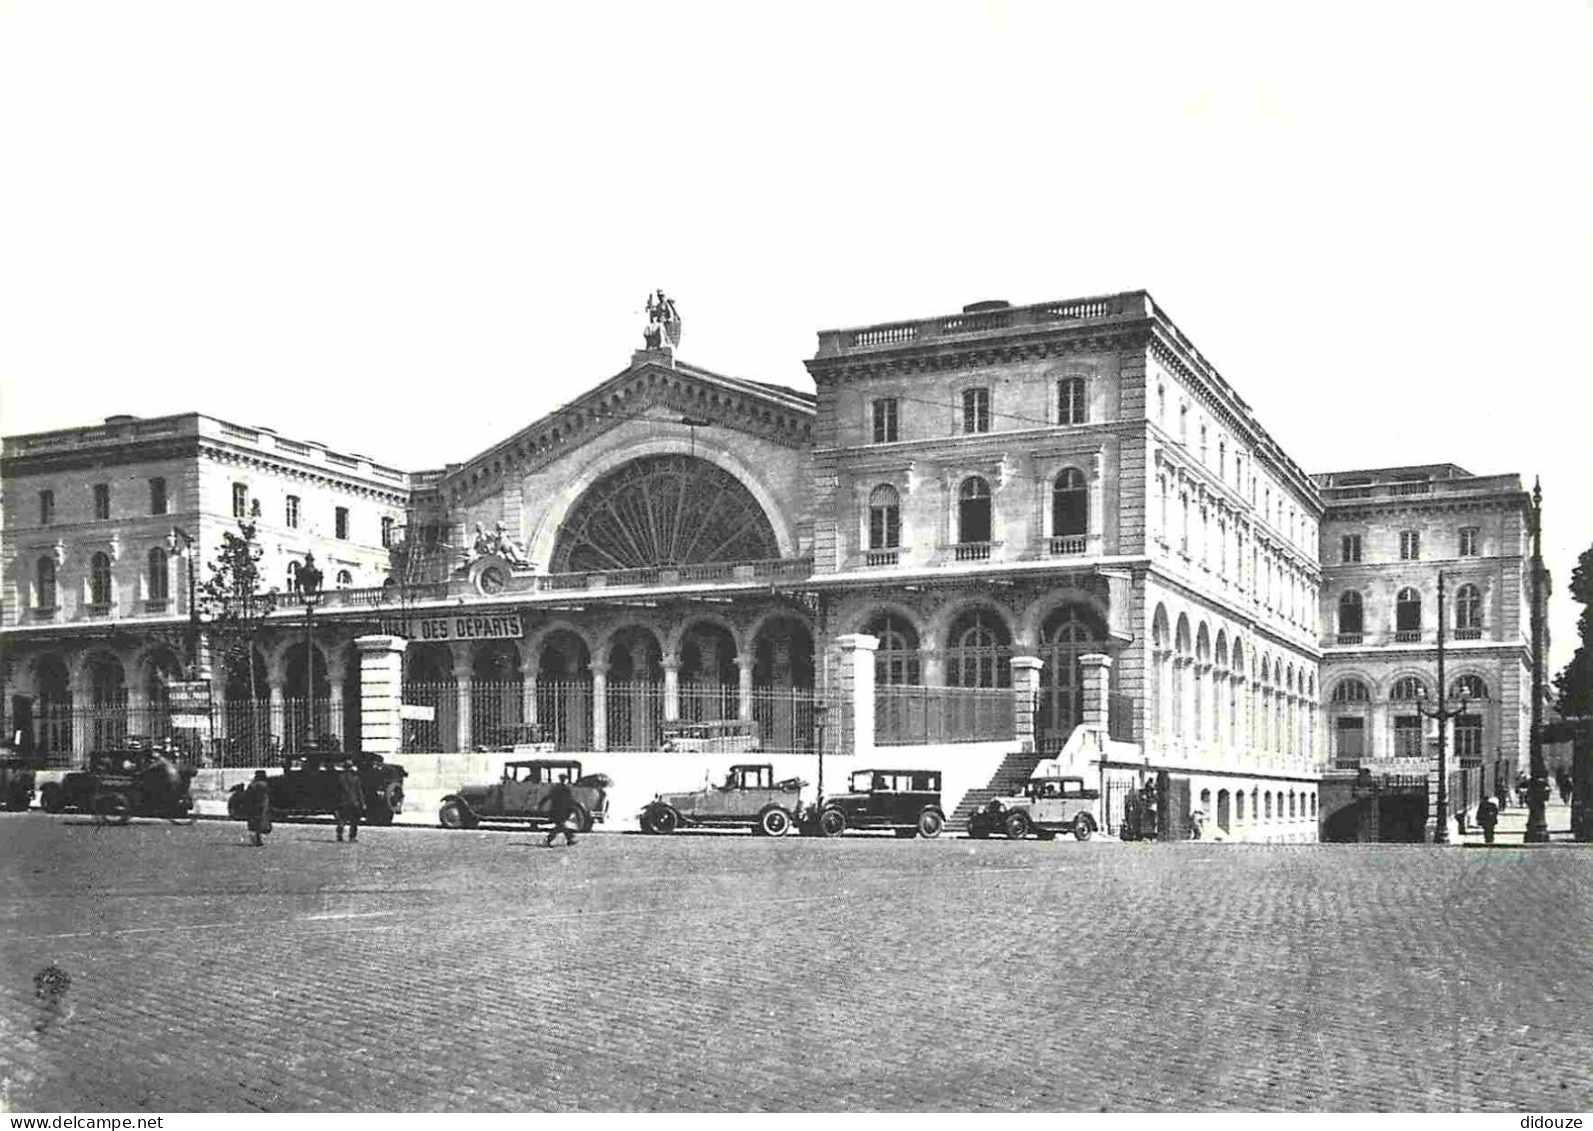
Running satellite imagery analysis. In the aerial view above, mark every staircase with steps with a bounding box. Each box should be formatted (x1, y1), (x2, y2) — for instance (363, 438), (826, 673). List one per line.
(947, 746), (1050, 830)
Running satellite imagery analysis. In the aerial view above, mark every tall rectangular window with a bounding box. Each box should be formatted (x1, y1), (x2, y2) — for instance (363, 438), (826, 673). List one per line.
(871, 398), (899, 443)
(1399, 530), (1420, 561)
(1455, 714), (1483, 758)
(961, 387), (990, 434)
(1459, 527), (1479, 557)
(1341, 534), (1362, 563)
(286, 496), (301, 529)
(335, 506), (349, 540)
(149, 477), (167, 515)
(1394, 715), (1423, 758)
(232, 483), (248, 519)
(381, 516), (395, 548)
(39, 489), (54, 526)
(1057, 378), (1086, 425)
(1335, 717), (1366, 765)
(93, 483), (110, 520)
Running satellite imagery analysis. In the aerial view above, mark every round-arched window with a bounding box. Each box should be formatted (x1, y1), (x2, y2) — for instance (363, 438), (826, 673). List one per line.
(957, 477), (992, 545)
(868, 484), (901, 550)
(1052, 468), (1087, 538)
(1332, 678), (1371, 703)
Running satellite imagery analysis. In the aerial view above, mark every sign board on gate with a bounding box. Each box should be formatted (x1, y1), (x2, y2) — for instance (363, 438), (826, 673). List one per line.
(401, 704), (436, 722)
(170, 715), (213, 732)
(167, 680), (212, 712)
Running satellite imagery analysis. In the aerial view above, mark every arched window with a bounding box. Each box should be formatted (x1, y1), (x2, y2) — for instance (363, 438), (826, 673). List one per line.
(37, 557), (57, 609)
(957, 477), (992, 545)
(147, 547), (169, 602)
(1332, 678), (1370, 703)
(1391, 676), (1426, 701)
(1057, 377), (1086, 425)
(89, 552), (112, 607)
(286, 560), (301, 593)
(945, 607), (1012, 688)
(1338, 591), (1363, 635)
(868, 484), (901, 550)
(1396, 588), (1422, 634)
(1454, 584), (1483, 631)
(336, 570), (353, 588)
(1452, 675), (1488, 701)
(866, 612), (921, 685)
(1052, 468), (1087, 538)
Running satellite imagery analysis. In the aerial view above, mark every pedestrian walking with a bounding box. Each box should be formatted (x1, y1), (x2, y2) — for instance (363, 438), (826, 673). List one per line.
(244, 769), (272, 847)
(543, 774), (579, 847)
(333, 759), (365, 843)
(144, 749), (181, 816)
(1476, 794), (1499, 846)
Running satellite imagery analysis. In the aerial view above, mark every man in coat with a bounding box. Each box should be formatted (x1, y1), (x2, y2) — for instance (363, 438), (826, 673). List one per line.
(1476, 794), (1500, 845)
(244, 769), (272, 847)
(543, 774), (579, 847)
(334, 759), (366, 843)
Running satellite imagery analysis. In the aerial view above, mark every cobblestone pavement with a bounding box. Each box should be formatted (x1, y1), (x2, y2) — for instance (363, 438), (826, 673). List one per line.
(0, 814), (1588, 1113)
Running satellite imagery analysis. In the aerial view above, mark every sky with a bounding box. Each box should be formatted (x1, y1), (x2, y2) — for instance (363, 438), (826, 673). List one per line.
(0, 0), (1587, 670)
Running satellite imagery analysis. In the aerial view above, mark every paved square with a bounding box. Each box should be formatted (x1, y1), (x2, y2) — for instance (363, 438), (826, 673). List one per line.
(0, 814), (1588, 1112)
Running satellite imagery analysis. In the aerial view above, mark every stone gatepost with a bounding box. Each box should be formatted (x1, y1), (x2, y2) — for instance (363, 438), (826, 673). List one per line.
(835, 634), (878, 759)
(356, 635), (408, 758)
(1079, 653), (1114, 732)
(1009, 656), (1045, 752)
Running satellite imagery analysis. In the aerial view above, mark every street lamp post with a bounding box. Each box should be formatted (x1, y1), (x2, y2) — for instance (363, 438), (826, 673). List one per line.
(1525, 478), (1550, 843)
(812, 701), (829, 807)
(1418, 570), (1469, 844)
(299, 552), (324, 751)
(165, 527), (201, 679)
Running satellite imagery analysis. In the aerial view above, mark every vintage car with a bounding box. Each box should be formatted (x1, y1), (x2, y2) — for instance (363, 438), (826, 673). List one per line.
(438, 759), (611, 831)
(0, 750), (36, 811)
(476, 723), (556, 755)
(640, 763), (806, 835)
(38, 745), (198, 824)
(226, 752), (406, 825)
(659, 719), (760, 754)
(967, 773), (1100, 841)
(804, 769), (945, 839)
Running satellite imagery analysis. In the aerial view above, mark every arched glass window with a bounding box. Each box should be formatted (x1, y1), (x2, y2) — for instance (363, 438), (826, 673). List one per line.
(1338, 590), (1363, 635)
(1391, 676), (1426, 701)
(1396, 588), (1422, 633)
(1051, 468), (1087, 538)
(1331, 678), (1371, 703)
(89, 552), (112, 607)
(1454, 584), (1483, 630)
(1057, 377), (1086, 425)
(945, 607), (1012, 688)
(865, 612), (921, 685)
(336, 570), (353, 588)
(147, 547), (169, 602)
(37, 557), (57, 609)
(1452, 675), (1488, 700)
(868, 484), (901, 550)
(957, 477), (992, 545)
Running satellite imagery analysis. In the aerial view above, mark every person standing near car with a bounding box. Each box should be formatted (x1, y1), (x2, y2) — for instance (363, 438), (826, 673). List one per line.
(544, 774), (578, 847)
(244, 769), (272, 847)
(334, 759), (366, 843)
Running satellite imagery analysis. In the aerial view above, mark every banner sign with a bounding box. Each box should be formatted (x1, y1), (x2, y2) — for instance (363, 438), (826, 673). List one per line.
(167, 680), (213, 712)
(400, 704), (437, 722)
(379, 614), (524, 643)
(171, 714), (213, 733)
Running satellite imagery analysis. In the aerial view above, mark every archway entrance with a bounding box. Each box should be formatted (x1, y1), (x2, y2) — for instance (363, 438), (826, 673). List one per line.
(1036, 605), (1106, 753)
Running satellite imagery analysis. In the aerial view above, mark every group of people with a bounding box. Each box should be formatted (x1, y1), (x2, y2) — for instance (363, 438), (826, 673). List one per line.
(236, 760), (367, 848)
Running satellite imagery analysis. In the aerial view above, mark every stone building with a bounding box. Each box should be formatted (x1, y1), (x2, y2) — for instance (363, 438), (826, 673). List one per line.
(1315, 464), (1534, 820)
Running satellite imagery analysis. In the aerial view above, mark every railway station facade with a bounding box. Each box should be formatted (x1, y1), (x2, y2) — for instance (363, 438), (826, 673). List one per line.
(0, 290), (1535, 839)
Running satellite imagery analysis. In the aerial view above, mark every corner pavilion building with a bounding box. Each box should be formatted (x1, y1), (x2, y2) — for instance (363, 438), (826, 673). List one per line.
(6, 289), (1475, 841)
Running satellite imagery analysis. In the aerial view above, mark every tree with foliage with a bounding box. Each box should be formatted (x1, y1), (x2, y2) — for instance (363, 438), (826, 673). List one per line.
(1553, 542), (1593, 718)
(199, 521), (277, 757)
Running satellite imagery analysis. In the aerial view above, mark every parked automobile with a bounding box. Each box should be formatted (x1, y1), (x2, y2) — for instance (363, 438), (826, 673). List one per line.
(967, 773), (1100, 841)
(438, 759), (611, 831)
(804, 769), (945, 838)
(226, 752), (406, 825)
(659, 719), (760, 754)
(640, 763), (806, 835)
(39, 745), (198, 824)
(0, 750), (36, 811)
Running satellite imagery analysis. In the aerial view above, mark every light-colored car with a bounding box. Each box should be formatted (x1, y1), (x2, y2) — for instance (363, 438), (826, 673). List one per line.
(641, 763), (804, 835)
(439, 759), (610, 831)
(968, 774), (1099, 841)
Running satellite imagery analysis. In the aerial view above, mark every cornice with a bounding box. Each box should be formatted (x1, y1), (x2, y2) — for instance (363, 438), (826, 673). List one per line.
(806, 327), (1153, 385)
(198, 444), (409, 506)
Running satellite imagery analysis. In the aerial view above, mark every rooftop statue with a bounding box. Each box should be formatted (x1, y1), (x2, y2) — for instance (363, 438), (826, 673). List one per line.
(468, 521), (532, 570)
(643, 289), (682, 350)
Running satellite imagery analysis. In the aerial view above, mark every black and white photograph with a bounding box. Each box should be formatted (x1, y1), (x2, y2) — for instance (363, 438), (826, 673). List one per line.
(0, 0), (1588, 1117)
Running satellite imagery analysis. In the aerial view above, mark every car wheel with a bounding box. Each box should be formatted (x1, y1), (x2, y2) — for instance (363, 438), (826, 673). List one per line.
(39, 783), (65, 814)
(94, 793), (132, 826)
(817, 808), (846, 837)
(917, 809), (944, 839)
(168, 797), (200, 825)
(653, 806), (679, 835)
(1003, 810), (1030, 841)
(439, 800), (470, 830)
(1073, 814), (1095, 842)
(758, 807), (792, 837)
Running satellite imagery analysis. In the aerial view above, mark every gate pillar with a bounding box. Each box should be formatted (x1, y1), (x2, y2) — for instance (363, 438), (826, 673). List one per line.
(1009, 656), (1044, 752)
(356, 635), (408, 759)
(836, 634), (878, 759)
(1080, 652), (1113, 732)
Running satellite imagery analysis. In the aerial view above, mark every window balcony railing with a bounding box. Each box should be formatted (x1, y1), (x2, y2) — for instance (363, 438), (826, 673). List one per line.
(1394, 630), (1422, 643)
(1336, 632), (1363, 645)
(144, 598), (170, 614)
(1453, 627), (1483, 641)
(1048, 534), (1087, 557)
(864, 549), (900, 568)
(953, 541), (994, 562)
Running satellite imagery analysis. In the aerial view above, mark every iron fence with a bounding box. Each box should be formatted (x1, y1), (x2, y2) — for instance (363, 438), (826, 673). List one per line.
(876, 686), (1015, 745)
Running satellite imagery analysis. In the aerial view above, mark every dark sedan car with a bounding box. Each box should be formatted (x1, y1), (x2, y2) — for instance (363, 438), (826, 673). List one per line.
(805, 769), (944, 839)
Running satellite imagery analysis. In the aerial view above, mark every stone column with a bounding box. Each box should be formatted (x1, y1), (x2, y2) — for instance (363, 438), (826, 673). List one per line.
(836, 634), (878, 759)
(1079, 653), (1113, 732)
(589, 660), (609, 752)
(920, 643), (944, 688)
(662, 656), (681, 723)
(268, 676), (285, 753)
(356, 635), (407, 758)
(737, 654), (754, 721)
(452, 656), (474, 752)
(327, 657), (345, 748)
(1009, 656), (1044, 752)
